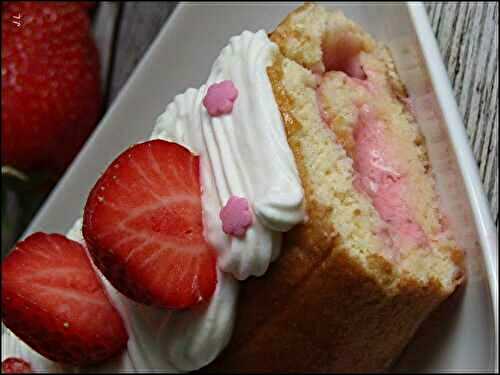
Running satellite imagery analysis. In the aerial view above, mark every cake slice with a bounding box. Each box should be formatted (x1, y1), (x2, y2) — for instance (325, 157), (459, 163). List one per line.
(206, 3), (465, 372)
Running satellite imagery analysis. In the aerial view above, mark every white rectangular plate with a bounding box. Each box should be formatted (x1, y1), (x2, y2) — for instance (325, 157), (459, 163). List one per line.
(19, 2), (498, 373)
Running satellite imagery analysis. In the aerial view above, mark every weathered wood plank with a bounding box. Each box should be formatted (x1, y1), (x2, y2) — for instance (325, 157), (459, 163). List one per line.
(107, 2), (177, 105)
(425, 2), (498, 228)
(92, 2), (123, 102)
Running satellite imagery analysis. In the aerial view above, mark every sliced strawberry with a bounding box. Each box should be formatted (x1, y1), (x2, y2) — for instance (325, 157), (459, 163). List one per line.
(83, 140), (218, 309)
(1, 233), (128, 366)
(1, 358), (32, 374)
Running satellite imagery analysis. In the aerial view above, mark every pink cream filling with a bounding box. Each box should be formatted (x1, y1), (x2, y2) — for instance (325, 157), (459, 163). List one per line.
(315, 53), (428, 258)
(353, 105), (427, 251)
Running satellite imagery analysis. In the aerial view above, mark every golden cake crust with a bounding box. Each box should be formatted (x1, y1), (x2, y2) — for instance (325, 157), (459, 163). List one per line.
(204, 3), (464, 372)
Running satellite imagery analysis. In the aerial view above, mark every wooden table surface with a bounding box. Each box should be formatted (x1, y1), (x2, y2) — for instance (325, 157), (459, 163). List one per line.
(91, 1), (498, 229)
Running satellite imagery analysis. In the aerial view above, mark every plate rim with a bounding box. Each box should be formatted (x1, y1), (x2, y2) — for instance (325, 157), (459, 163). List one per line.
(407, 1), (498, 371)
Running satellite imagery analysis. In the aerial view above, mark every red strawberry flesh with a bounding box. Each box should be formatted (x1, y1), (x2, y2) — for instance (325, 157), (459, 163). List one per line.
(1, 2), (102, 172)
(1, 233), (128, 366)
(1, 358), (32, 374)
(83, 140), (218, 310)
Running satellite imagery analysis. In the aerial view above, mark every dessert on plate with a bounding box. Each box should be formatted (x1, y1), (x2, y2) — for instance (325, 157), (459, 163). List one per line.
(1, 3), (465, 373)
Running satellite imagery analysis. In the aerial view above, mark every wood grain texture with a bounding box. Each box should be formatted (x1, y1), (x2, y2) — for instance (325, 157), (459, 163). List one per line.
(107, 2), (177, 105)
(425, 2), (498, 229)
(92, 2), (123, 102)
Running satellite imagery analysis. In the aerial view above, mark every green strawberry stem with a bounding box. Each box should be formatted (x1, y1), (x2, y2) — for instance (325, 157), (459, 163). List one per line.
(1, 166), (29, 181)
(1, 165), (58, 258)
(1, 185), (19, 256)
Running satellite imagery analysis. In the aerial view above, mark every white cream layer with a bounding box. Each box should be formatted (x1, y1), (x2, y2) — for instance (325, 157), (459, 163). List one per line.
(153, 30), (305, 280)
(1, 30), (304, 373)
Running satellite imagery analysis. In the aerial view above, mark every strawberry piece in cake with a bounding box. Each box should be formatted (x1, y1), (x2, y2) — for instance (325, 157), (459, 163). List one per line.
(1, 358), (32, 374)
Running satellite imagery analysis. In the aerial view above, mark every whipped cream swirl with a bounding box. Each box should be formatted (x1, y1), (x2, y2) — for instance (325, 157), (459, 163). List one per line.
(1, 30), (304, 372)
(153, 30), (304, 280)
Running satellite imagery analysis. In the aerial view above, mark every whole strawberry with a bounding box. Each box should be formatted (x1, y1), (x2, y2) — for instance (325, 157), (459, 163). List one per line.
(1, 2), (102, 173)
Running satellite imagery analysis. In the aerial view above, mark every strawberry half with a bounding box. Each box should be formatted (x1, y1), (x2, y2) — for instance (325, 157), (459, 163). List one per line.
(83, 140), (218, 309)
(1, 233), (128, 366)
(1, 358), (32, 374)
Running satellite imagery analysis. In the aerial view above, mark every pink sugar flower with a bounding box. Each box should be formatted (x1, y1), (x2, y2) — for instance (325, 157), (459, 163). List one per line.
(203, 80), (238, 116)
(219, 196), (253, 237)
